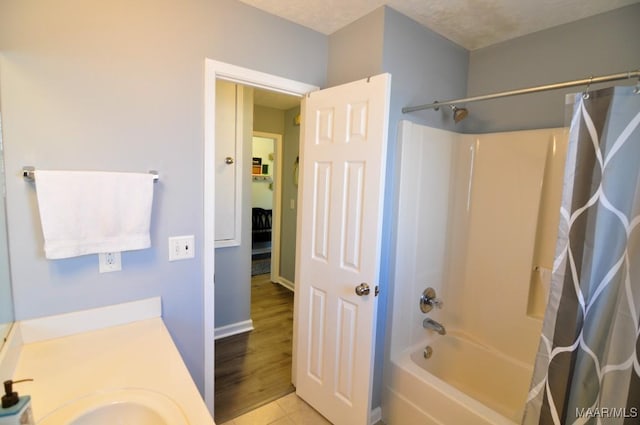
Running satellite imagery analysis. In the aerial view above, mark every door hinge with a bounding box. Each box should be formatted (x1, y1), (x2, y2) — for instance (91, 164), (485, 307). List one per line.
(375, 286), (380, 297)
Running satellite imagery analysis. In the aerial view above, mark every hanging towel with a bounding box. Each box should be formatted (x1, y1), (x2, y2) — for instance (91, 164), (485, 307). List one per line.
(34, 170), (155, 259)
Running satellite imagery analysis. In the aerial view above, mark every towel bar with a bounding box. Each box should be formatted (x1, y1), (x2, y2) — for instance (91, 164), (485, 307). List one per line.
(22, 166), (159, 182)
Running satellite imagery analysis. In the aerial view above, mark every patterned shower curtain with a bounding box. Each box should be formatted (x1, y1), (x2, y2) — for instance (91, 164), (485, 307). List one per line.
(523, 85), (640, 425)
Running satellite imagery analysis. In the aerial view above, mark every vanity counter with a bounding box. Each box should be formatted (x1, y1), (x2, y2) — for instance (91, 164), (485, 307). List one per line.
(5, 298), (214, 424)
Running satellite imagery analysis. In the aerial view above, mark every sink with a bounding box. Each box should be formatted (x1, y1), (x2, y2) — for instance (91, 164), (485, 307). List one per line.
(71, 402), (166, 424)
(37, 388), (189, 425)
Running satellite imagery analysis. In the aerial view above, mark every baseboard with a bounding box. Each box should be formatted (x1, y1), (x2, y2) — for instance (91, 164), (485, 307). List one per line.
(275, 276), (295, 292)
(370, 406), (382, 424)
(214, 319), (254, 340)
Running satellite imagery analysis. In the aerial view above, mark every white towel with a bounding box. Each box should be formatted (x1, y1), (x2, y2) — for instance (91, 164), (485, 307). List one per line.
(34, 170), (155, 259)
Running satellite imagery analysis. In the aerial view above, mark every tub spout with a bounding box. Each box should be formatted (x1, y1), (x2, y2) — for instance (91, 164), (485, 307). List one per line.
(423, 317), (446, 335)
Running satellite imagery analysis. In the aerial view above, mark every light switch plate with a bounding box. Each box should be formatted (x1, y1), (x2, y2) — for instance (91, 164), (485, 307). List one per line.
(169, 235), (195, 261)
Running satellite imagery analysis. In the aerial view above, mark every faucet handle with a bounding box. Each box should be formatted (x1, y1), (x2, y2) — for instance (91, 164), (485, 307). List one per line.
(431, 298), (444, 309)
(420, 287), (443, 313)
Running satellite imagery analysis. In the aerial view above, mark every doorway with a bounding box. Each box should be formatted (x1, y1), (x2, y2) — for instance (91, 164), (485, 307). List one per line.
(206, 61), (390, 425)
(204, 58), (317, 417)
(213, 80), (304, 422)
(250, 133), (279, 277)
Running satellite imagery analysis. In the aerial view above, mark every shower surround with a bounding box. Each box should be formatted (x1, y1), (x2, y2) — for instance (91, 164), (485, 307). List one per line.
(384, 121), (568, 424)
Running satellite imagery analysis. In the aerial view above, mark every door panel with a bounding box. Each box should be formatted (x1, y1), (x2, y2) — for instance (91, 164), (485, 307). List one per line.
(335, 298), (357, 402)
(309, 287), (327, 382)
(295, 74), (391, 425)
(341, 161), (365, 271)
(312, 162), (332, 261)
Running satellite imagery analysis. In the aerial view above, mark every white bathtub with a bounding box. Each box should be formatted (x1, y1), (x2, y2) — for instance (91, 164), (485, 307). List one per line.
(384, 332), (532, 425)
(384, 122), (560, 425)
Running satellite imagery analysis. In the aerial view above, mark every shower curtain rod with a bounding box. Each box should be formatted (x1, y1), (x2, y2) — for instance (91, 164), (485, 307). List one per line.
(402, 70), (640, 114)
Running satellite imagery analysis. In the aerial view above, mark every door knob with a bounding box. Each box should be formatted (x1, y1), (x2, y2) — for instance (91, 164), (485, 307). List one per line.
(355, 283), (370, 296)
(225, 157), (234, 164)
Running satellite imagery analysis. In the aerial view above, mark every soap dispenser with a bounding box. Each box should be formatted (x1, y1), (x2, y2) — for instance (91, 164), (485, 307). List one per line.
(0, 379), (35, 425)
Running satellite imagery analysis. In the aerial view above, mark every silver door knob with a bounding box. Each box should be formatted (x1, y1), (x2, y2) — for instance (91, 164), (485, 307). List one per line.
(225, 157), (234, 164)
(355, 283), (370, 296)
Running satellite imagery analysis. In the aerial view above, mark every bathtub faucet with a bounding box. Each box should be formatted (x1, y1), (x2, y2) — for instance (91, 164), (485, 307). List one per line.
(423, 317), (446, 335)
(420, 287), (443, 313)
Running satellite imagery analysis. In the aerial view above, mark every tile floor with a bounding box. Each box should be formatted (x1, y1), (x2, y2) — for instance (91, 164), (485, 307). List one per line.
(220, 392), (331, 425)
(220, 393), (385, 425)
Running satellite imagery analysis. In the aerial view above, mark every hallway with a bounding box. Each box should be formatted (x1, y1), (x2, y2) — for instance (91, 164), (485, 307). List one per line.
(215, 274), (295, 422)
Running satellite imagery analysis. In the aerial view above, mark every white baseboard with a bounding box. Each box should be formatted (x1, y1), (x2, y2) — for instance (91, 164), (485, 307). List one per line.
(370, 406), (382, 424)
(214, 319), (254, 340)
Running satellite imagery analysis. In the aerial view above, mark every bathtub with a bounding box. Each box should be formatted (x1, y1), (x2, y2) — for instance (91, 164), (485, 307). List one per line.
(384, 331), (533, 425)
(383, 122), (563, 424)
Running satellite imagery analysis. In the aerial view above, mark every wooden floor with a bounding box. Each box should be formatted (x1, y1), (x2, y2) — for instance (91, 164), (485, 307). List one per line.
(214, 274), (295, 423)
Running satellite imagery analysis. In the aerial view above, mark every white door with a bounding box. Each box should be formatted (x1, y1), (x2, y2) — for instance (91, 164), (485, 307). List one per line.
(295, 73), (391, 425)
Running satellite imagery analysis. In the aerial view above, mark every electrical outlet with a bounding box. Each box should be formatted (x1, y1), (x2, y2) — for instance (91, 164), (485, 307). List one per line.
(99, 252), (122, 273)
(169, 235), (195, 261)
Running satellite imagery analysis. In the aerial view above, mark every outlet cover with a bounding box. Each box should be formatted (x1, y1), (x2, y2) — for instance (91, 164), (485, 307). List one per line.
(99, 252), (122, 273)
(169, 235), (195, 261)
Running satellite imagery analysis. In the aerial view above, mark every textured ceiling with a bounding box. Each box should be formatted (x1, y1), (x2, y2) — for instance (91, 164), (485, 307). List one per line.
(238, 0), (639, 50)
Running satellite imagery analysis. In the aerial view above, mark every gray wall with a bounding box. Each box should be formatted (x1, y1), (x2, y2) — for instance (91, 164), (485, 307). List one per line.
(280, 107), (301, 283)
(464, 3), (640, 133)
(254, 105), (285, 135)
(327, 7), (385, 87)
(382, 7), (470, 134)
(0, 0), (327, 395)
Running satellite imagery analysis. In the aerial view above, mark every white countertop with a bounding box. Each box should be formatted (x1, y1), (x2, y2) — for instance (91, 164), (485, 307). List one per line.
(4, 299), (214, 424)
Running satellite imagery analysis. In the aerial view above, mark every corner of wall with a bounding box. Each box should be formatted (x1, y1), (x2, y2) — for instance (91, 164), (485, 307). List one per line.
(326, 7), (385, 87)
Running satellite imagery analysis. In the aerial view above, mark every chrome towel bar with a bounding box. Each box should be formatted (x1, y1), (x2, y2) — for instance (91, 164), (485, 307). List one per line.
(22, 166), (159, 182)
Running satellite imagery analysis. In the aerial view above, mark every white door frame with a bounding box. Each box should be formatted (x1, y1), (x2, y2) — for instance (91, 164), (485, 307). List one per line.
(252, 131), (287, 288)
(204, 58), (318, 415)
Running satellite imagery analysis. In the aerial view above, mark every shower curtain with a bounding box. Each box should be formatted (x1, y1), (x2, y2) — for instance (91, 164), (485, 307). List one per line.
(523, 85), (640, 425)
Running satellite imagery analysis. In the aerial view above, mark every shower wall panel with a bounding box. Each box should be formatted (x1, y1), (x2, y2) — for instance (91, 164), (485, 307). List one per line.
(391, 121), (568, 366)
(453, 130), (566, 364)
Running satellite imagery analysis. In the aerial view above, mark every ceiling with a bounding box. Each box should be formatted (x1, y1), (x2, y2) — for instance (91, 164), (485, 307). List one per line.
(251, 0), (639, 110)
(239, 0), (639, 50)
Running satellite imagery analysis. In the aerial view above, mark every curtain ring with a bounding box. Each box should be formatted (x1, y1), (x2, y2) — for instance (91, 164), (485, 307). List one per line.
(582, 75), (593, 99)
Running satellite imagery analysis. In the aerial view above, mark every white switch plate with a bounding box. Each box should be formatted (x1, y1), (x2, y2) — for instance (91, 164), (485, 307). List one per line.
(99, 252), (122, 273)
(169, 235), (195, 261)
